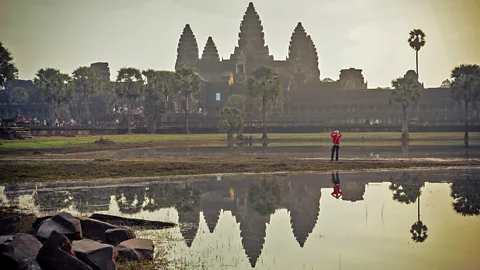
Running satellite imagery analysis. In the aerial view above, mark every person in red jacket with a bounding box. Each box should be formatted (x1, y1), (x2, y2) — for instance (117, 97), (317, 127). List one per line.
(331, 172), (342, 199)
(330, 129), (342, 161)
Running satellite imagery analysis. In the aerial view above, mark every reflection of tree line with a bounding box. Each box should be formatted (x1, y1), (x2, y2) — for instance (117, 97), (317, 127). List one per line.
(5, 172), (479, 267)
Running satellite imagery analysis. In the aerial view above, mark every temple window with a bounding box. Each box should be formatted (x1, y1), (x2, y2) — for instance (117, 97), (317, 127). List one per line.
(215, 93), (221, 101)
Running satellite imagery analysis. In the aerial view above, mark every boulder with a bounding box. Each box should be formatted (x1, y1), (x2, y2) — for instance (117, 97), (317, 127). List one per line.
(79, 218), (117, 242)
(35, 212), (82, 241)
(90, 213), (175, 229)
(36, 230), (92, 270)
(0, 215), (21, 235)
(72, 239), (117, 270)
(117, 239), (154, 261)
(0, 233), (42, 269)
(0, 235), (13, 254)
(32, 216), (52, 229)
(18, 258), (42, 270)
(105, 227), (136, 246)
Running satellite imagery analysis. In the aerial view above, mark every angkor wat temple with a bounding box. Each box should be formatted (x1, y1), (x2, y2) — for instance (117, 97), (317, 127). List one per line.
(0, 2), (476, 130)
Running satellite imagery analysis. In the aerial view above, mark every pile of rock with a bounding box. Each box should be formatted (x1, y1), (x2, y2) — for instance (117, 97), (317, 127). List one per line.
(0, 212), (170, 270)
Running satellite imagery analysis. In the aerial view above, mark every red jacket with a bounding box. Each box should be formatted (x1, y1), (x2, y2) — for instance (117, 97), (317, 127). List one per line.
(330, 132), (342, 145)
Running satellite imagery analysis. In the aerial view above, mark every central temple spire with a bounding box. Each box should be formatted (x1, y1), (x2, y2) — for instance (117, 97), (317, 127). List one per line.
(233, 2), (269, 58)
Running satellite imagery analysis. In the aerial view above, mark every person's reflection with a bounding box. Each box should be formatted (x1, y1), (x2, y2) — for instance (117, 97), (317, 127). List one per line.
(331, 172), (342, 199)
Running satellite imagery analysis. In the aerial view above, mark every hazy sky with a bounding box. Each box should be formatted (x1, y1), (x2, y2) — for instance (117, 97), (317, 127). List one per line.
(1, 0), (479, 87)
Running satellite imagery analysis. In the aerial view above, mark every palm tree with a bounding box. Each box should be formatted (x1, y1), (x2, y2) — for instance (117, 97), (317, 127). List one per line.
(0, 42), (18, 88)
(391, 70), (423, 141)
(247, 66), (283, 139)
(410, 193), (428, 243)
(142, 70), (173, 133)
(450, 64), (480, 148)
(174, 67), (201, 134)
(408, 29), (426, 78)
(450, 171), (480, 216)
(34, 68), (70, 124)
(72, 66), (101, 124)
(115, 68), (144, 134)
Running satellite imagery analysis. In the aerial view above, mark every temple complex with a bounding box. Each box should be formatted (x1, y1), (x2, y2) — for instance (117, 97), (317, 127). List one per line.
(174, 2), (322, 86)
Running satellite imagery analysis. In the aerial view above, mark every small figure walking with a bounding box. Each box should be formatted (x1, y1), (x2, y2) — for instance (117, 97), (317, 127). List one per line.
(330, 129), (342, 161)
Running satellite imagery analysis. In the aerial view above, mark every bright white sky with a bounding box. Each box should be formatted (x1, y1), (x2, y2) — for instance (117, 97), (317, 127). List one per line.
(1, 0), (479, 88)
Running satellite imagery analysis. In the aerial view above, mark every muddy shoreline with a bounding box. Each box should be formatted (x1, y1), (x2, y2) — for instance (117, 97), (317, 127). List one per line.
(1, 157), (478, 183)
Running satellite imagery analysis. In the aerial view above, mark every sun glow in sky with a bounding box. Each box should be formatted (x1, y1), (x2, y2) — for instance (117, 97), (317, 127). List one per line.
(1, 0), (479, 88)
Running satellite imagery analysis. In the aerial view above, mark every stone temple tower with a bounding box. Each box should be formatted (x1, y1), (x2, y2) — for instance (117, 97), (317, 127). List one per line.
(287, 22), (320, 83)
(175, 24), (199, 71)
(231, 2), (273, 75)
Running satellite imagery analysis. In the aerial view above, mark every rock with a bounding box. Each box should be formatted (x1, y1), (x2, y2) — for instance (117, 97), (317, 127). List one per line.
(0, 233), (42, 269)
(80, 218), (117, 242)
(0, 235), (13, 254)
(90, 213), (175, 229)
(32, 216), (52, 229)
(37, 230), (92, 270)
(117, 239), (154, 261)
(0, 215), (21, 235)
(18, 258), (42, 270)
(105, 227), (136, 246)
(35, 212), (82, 241)
(72, 239), (117, 270)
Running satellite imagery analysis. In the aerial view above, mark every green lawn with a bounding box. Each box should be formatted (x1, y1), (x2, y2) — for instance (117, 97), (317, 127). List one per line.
(0, 132), (477, 153)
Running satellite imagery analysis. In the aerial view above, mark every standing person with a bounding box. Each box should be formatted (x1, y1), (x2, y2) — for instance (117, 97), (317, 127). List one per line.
(330, 129), (342, 161)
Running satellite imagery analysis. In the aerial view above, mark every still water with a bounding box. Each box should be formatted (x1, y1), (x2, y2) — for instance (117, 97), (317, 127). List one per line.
(1, 169), (479, 270)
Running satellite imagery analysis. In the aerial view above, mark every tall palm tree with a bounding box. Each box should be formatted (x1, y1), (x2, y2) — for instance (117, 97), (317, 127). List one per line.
(450, 64), (480, 148)
(115, 68), (144, 134)
(34, 68), (70, 124)
(247, 66), (283, 139)
(391, 70), (423, 141)
(408, 29), (426, 78)
(142, 69), (173, 134)
(410, 193), (428, 243)
(174, 67), (201, 134)
(72, 66), (101, 124)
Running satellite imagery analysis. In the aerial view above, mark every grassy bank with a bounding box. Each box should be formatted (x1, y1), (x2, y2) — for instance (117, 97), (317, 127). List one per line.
(1, 157), (478, 183)
(1, 132), (478, 154)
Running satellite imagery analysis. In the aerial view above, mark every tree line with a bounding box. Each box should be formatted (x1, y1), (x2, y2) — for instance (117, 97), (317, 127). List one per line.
(1, 33), (480, 145)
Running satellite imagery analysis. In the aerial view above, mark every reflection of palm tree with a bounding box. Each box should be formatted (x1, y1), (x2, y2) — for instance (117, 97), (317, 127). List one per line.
(248, 176), (282, 216)
(410, 194), (428, 243)
(389, 173), (423, 204)
(115, 187), (145, 214)
(451, 172), (480, 216)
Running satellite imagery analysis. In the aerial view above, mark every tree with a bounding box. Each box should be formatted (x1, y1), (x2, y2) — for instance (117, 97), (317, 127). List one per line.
(247, 66), (282, 139)
(391, 70), (423, 141)
(8, 86), (28, 105)
(248, 176), (282, 216)
(219, 107), (243, 140)
(440, 79), (451, 88)
(0, 42), (18, 89)
(34, 68), (70, 123)
(321, 77), (335, 83)
(72, 66), (102, 124)
(408, 29), (426, 78)
(142, 70), (173, 133)
(116, 68), (144, 134)
(389, 173), (428, 243)
(450, 64), (480, 148)
(451, 173), (480, 216)
(226, 94), (246, 136)
(174, 67), (201, 134)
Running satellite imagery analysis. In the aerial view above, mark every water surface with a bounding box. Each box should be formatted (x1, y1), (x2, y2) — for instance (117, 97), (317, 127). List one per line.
(1, 169), (479, 270)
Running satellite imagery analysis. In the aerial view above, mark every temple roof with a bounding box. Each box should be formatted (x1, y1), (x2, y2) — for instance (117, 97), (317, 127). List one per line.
(175, 24), (199, 71)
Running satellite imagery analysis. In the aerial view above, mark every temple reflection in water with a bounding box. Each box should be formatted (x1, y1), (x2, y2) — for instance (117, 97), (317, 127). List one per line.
(1, 170), (479, 269)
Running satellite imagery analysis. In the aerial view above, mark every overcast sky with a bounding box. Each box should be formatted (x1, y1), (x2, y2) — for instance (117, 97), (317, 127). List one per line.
(1, 0), (479, 88)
